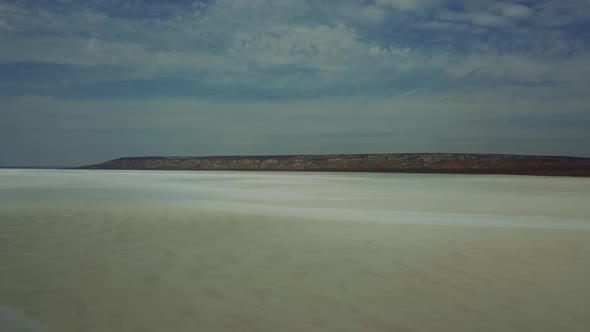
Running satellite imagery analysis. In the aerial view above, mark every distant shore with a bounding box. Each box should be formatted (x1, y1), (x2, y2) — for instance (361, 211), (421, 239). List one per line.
(80, 153), (590, 177)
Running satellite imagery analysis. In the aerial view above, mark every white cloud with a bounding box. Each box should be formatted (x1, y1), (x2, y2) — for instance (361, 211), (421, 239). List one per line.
(494, 3), (533, 19)
(436, 2), (533, 27)
(359, 5), (387, 23)
(231, 24), (366, 69)
(0, 36), (245, 74)
(441, 53), (550, 81)
(438, 10), (509, 27)
(376, 0), (434, 11)
(532, 0), (590, 26)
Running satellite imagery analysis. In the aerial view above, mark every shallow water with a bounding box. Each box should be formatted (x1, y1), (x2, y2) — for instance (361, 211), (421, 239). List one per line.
(1, 170), (589, 331)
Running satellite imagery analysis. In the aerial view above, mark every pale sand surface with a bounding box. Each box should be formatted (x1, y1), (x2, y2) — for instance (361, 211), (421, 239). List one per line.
(1, 170), (590, 331)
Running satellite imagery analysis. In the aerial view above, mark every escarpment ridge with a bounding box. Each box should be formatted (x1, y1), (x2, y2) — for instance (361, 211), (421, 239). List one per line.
(81, 153), (590, 177)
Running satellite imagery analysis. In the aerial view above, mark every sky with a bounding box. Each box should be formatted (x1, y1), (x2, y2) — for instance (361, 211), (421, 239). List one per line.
(1, 0), (589, 166)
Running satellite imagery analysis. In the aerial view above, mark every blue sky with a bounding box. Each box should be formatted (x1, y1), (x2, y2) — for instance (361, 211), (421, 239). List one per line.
(1, 0), (589, 166)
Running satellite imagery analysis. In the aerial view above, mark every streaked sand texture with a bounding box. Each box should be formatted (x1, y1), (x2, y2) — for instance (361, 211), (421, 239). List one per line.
(1, 170), (589, 331)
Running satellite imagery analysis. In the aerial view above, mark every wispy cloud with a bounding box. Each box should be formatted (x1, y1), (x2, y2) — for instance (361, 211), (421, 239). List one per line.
(376, 0), (435, 11)
(1, 1), (588, 89)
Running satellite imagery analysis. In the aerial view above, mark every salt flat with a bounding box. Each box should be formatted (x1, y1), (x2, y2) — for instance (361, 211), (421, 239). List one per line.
(1, 170), (589, 331)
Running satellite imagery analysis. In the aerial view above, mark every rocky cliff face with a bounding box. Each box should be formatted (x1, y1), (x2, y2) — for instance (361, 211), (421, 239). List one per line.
(82, 153), (590, 176)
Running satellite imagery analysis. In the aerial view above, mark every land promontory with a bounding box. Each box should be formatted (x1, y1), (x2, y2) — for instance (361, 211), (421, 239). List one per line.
(81, 153), (590, 176)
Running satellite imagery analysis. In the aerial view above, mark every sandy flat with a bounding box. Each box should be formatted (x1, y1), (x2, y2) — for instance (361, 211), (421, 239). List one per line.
(1, 170), (590, 331)
(1, 202), (589, 332)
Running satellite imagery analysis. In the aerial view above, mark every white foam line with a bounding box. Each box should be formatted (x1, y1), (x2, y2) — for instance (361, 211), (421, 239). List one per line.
(187, 200), (590, 231)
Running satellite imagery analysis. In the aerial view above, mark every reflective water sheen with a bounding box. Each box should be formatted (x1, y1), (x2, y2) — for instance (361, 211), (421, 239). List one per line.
(1, 169), (589, 332)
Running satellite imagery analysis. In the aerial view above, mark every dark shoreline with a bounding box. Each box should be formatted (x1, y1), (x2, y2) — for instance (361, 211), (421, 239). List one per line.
(80, 153), (590, 177)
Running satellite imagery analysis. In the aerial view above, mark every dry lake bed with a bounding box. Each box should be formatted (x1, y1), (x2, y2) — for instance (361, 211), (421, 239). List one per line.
(1, 169), (590, 332)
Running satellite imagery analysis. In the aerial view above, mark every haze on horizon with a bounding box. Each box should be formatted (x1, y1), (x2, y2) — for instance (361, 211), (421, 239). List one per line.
(1, 0), (590, 167)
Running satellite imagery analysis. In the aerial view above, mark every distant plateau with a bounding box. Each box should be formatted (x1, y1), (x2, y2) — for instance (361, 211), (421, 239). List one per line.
(80, 153), (590, 177)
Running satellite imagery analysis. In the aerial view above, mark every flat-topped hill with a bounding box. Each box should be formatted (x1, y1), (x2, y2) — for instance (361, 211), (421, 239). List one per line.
(81, 153), (590, 177)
